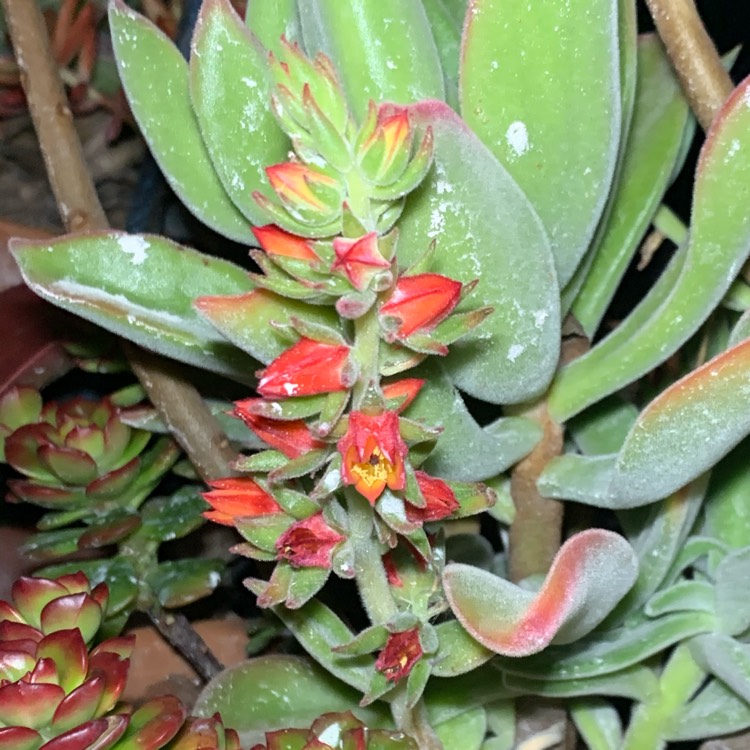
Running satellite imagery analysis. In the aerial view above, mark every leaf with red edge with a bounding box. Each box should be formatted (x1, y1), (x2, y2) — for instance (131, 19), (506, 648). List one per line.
(0, 681), (66, 729)
(41, 715), (129, 750)
(443, 529), (638, 656)
(86, 651), (130, 716)
(51, 677), (106, 733)
(36, 630), (89, 694)
(113, 695), (186, 750)
(39, 594), (103, 644)
(0, 726), (43, 750)
(11, 577), (69, 630)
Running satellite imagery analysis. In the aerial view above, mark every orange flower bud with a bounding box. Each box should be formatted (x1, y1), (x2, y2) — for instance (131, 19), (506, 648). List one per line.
(257, 338), (351, 399)
(252, 225), (319, 261)
(406, 471), (459, 523)
(202, 477), (281, 526)
(379, 273), (462, 339)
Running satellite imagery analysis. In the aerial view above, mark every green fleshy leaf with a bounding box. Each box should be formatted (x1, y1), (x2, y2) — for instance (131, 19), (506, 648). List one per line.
(190, 0), (290, 225)
(194, 655), (389, 748)
(690, 633), (750, 708)
(397, 102), (560, 404)
(460, 0), (620, 286)
(11, 232), (257, 382)
(568, 397), (638, 456)
(434, 707), (486, 750)
(20, 527), (85, 562)
(703, 439), (750, 549)
(147, 559), (223, 608)
(196, 289), (341, 365)
(421, 0), (461, 110)
(714, 546), (750, 635)
(234, 450), (289, 473)
(431, 620), (494, 677)
(668, 677), (750, 742)
(571, 34), (691, 335)
(244, 0), (301, 53)
(497, 610), (716, 682)
(273, 599), (376, 692)
(644, 580), (715, 618)
(134, 486), (208, 544)
(109, 0), (253, 242)
(444, 530), (637, 657)
(550, 74), (750, 421)
(502, 663), (657, 702)
(570, 698), (622, 750)
(298, 0), (445, 121)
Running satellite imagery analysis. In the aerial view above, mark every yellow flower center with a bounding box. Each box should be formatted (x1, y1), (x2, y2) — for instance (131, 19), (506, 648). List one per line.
(350, 447), (393, 490)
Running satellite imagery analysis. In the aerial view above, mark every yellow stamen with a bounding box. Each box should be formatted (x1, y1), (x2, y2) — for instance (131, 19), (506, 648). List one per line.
(350, 447), (393, 490)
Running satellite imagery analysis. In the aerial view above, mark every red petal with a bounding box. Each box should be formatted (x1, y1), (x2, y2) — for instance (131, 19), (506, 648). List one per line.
(252, 225), (319, 261)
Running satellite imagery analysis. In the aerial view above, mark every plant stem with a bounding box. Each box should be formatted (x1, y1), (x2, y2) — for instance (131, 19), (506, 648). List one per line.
(344, 489), (397, 624)
(621, 643), (705, 750)
(645, 0), (733, 131)
(147, 602), (225, 682)
(392, 691), (444, 750)
(0, 0), (235, 484)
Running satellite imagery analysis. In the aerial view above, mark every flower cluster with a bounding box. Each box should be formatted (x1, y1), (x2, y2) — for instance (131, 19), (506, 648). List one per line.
(200, 38), (496, 695)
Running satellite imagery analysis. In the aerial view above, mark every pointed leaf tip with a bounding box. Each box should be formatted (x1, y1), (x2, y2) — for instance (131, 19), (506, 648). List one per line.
(443, 529), (638, 656)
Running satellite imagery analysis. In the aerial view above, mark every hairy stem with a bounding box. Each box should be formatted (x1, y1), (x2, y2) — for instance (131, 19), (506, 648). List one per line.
(0, 0), (235, 484)
(645, 0), (733, 130)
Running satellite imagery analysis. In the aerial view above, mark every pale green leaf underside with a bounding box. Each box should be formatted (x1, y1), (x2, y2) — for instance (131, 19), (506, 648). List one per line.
(398, 101), (560, 404)
(109, 0), (254, 243)
(12, 232), (257, 382)
(460, 0), (621, 286)
(191, 0), (290, 225)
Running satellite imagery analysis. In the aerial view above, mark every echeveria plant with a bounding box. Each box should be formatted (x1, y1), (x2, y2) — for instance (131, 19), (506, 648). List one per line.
(3, 0), (750, 747)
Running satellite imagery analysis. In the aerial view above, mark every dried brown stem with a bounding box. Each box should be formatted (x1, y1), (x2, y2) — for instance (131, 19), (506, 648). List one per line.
(0, 0), (234, 483)
(645, 0), (734, 130)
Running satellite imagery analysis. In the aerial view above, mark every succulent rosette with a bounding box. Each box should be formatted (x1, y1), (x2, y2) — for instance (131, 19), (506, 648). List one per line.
(0, 573), (133, 750)
(0, 387), (179, 550)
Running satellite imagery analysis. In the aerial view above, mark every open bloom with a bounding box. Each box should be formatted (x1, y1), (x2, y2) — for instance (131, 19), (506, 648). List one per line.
(375, 627), (423, 683)
(379, 273), (462, 339)
(257, 338), (351, 398)
(202, 477), (281, 526)
(331, 233), (391, 291)
(276, 512), (344, 568)
(406, 471), (459, 523)
(252, 224), (319, 261)
(338, 411), (407, 503)
(233, 401), (325, 458)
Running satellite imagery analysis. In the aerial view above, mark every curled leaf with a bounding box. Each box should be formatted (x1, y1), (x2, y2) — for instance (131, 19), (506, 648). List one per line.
(443, 529), (637, 656)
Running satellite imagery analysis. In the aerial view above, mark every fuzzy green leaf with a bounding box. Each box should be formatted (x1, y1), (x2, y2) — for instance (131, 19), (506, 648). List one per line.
(397, 101), (559, 403)
(190, 0), (290, 225)
(550, 74), (750, 421)
(12, 232), (258, 382)
(109, 0), (253, 242)
(460, 0), (620, 286)
(298, 0), (445, 120)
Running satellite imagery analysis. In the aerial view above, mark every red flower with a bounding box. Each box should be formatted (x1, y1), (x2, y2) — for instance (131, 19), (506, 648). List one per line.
(375, 627), (423, 682)
(379, 273), (462, 338)
(257, 338), (351, 398)
(252, 224), (319, 261)
(406, 471), (459, 523)
(338, 411), (407, 503)
(381, 378), (425, 413)
(266, 162), (338, 212)
(202, 477), (281, 526)
(276, 512), (344, 568)
(331, 233), (391, 291)
(233, 401), (325, 458)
